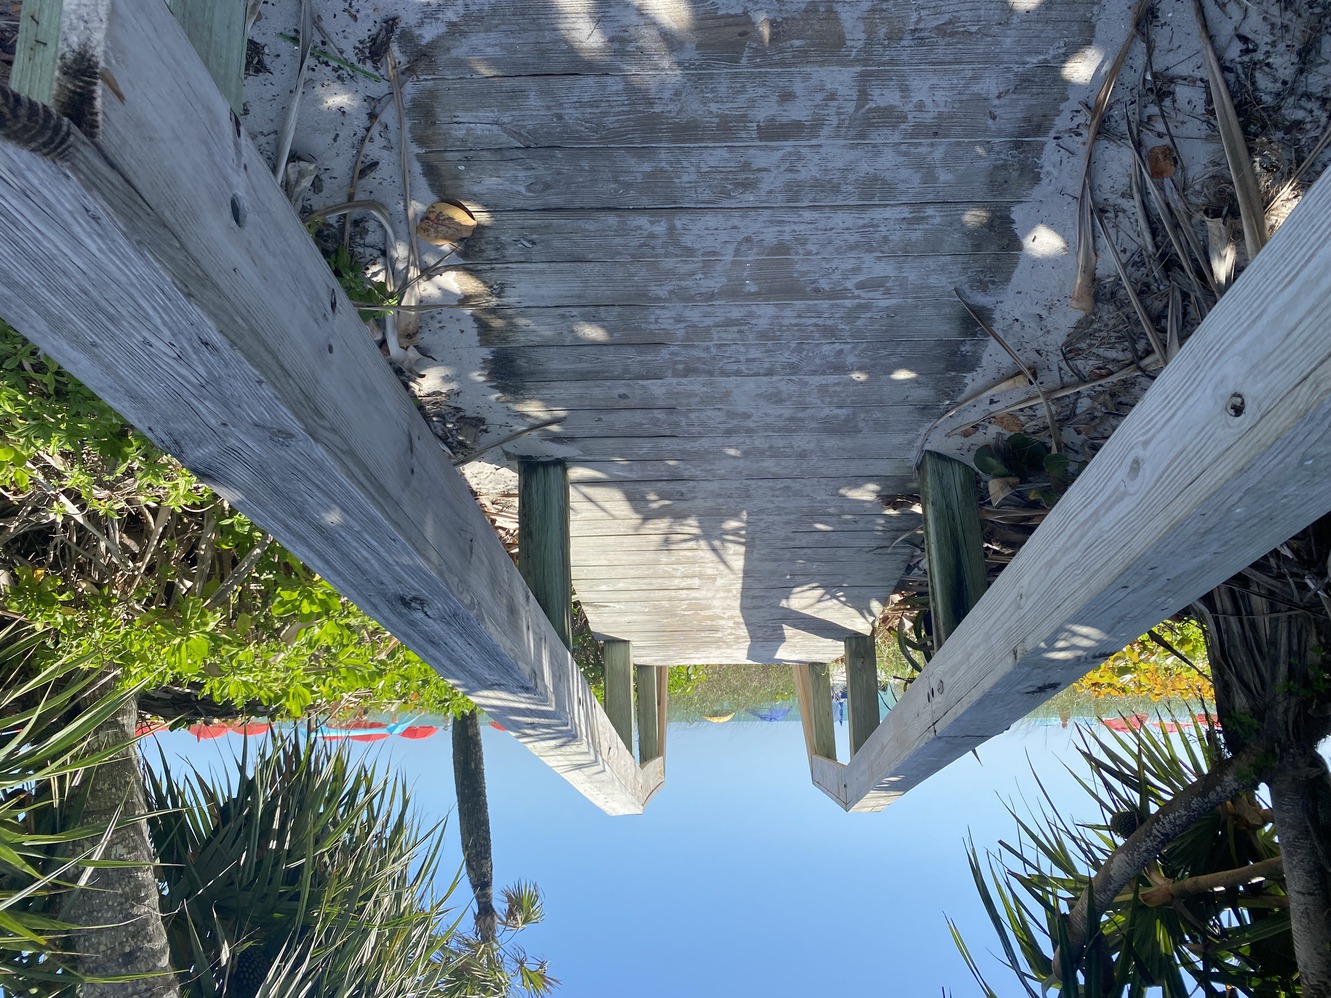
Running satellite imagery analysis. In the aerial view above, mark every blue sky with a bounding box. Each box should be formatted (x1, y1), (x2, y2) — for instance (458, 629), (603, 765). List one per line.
(157, 714), (1102, 996)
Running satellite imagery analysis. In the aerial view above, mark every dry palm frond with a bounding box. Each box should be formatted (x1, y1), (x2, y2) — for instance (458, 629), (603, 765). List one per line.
(1072, 0), (1150, 312)
(1191, 0), (1267, 261)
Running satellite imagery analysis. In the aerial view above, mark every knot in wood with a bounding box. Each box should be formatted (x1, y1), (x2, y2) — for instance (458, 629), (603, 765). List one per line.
(1225, 392), (1247, 417)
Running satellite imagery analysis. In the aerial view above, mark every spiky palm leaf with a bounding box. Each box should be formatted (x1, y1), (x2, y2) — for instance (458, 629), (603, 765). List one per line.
(0, 620), (142, 995)
(954, 715), (1293, 997)
(147, 730), (469, 997)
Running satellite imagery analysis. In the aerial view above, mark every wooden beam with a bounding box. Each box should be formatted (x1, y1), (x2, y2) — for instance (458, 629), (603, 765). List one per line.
(793, 663), (836, 762)
(919, 450), (987, 646)
(0, 0), (654, 815)
(166, 0), (247, 113)
(518, 459), (574, 650)
(815, 166), (1331, 811)
(844, 634), (879, 756)
(604, 639), (634, 751)
(636, 664), (662, 763)
(12, 0), (246, 113)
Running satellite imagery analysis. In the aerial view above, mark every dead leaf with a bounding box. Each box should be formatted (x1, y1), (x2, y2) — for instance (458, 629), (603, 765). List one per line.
(1147, 144), (1177, 179)
(988, 476), (1021, 506)
(991, 413), (1025, 433)
(959, 425), (980, 438)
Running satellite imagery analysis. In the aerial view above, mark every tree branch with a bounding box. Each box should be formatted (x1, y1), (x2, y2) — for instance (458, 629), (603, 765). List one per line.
(1064, 740), (1272, 964)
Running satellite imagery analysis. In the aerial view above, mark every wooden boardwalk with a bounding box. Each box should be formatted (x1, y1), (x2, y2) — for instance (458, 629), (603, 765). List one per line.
(410, 0), (1100, 665)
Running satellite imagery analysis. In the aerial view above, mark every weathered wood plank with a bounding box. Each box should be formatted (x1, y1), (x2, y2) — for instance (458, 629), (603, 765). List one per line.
(519, 460), (573, 649)
(817, 166), (1331, 812)
(408, 0), (1098, 77)
(0, 0), (653, 814)
(919, 451), (988, 647)
(420, 140), (1047, 212)
(604, 639), (635, 751)
(416, 65), (1072, 148)
(569, 513), (900, 538)
(471, 301), (990, 347)
(512, 405), (947, 440)
(845, 634), (880, 756)
(635, 664), (662, 762)
(570, 492), (910, 521)
(489, 340), (979, 383)
(460, 205), (1022, 264)
(794, 664), (837, 761)
(486, 339), (982, 383)
(558, 438), (916, 472)
(569, 464), (909, 490)
(455, 254), (1020, 309)
(511, 382), (957, 421)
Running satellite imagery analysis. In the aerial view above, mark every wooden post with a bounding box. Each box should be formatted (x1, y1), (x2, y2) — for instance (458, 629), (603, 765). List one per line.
(814, 164), (1331, 811)
(793, 663), (836, 761)
(636, 664), (662, 762)
(0, 0), (654, 815)
(165, 0), (248, 113)
(518, 459), (573, 650)
(844, 634), (879, 756)
(603, 639), (634, 751)
(919, 450), (987, 647)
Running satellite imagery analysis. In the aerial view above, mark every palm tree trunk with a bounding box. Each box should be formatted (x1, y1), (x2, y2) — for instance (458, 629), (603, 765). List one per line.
(65, 696), (178, 997)
(452, 708), (497, 944)
(1269, 755), (1331, 998)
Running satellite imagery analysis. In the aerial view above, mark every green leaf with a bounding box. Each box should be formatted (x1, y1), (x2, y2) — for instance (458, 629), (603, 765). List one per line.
(973, 445), (1012, 477)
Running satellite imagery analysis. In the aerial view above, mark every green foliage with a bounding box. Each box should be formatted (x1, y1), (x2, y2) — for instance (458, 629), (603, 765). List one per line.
(0, 320), (469, 720)
(0, 622), (141, 995)
(325, 244), (396, 320)
(147, 732), (554, 996)
(953, 718), (1294, 996)
(974, 432), (1075, 505)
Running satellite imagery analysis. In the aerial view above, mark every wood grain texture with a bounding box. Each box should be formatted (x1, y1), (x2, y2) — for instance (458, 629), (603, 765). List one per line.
(421, 141), (1046, 212)
(845, 634), (880, 756)
(488, 339), (982, 384)
(460, 206), (1021, 265)
(818, 167), (1331, 811)
(402, 0), (1095, 668)
(472, 302), (990, 347)
(0, 0), (655, 815)
(406, 0), (1098, 77)
(604, 639), (635, 751)
(519, 460), (574, 649)
(415, 65), (1071, 148)
(455, 254), (1020, 309)
(635, 663), (662, 762)
(919, 451), (988, 646)
(795, 663), (837, 761)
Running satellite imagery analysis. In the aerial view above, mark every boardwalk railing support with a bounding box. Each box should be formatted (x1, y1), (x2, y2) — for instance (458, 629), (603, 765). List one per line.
(603, 639), (635, 750)
(518, 459), (574, 649)
(0, 0), (655, 814)
(844, 634), (879, 756)
(793, 663), (836, 764)
(919, 450), (987, 647)
(636, 664), (667, 763)
(813, 165), (1331, 811)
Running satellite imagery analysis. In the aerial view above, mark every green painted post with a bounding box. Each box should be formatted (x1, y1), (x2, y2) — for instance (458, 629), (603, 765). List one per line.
(167, 0), (248, 113)
(919, 450), (988, 648)
(845, 634), (879, 756)
(636, 664), (661, 762)
(518, 459), (573, 650)
(604, 639), (634, 751)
